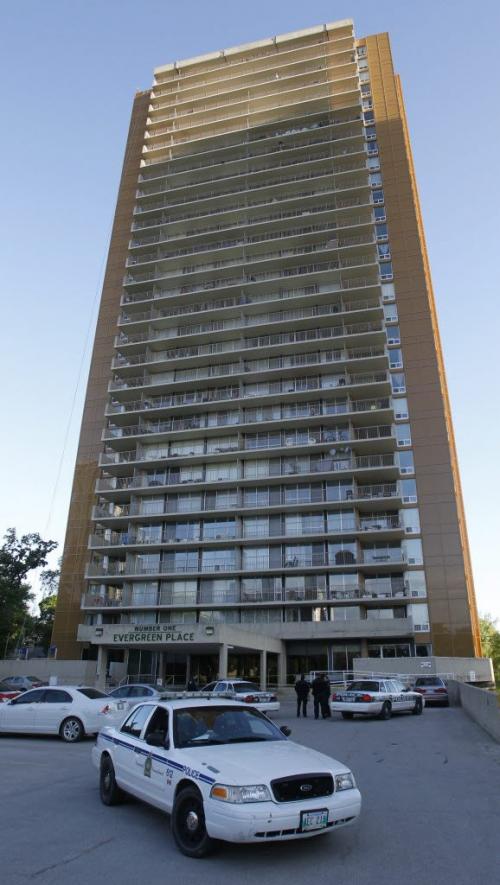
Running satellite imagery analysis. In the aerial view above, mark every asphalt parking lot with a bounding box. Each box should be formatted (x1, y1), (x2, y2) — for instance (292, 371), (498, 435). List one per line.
(1, 701), (499, 885)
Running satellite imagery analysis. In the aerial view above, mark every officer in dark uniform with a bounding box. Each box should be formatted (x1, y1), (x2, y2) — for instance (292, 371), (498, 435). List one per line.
(294, 674), (310, 718)
(312, 673), (331, 719)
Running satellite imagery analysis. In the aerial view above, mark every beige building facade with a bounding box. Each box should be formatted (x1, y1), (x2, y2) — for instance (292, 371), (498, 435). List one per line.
(52, 19), (481, 685)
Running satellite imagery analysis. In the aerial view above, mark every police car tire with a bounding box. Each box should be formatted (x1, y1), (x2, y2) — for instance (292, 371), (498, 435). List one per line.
(60, 717), (84, 742)
(171, 786), (214, 858)
(379, 701), (392, 720)
(341, 712), (354, 720)
(412, 698), (423, 715)
(100, 756), (125, 805)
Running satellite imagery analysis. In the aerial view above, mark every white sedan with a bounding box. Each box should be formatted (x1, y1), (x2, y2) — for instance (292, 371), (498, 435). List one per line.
(0, 686), (126, 742)
(93, 698), (361, 857)
(330, 679), (425, 720)
(203, 680), (280, 713)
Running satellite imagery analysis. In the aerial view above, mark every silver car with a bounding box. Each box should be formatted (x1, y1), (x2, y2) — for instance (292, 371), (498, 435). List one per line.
(412, 677), (449, 706)
(107, 684), (163, 710)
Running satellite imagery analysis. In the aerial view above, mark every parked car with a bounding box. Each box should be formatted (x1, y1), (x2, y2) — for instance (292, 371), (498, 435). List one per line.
(0, 689), (21, 703)
(107, 684), (164, 710)
(412, 676), (449, 706)
(93, 698), (361, 856)
(330, 678), (424, 719)
(203, 680), (280, 712)
(0, 686), (127, 742)
(0, 676), (46, 693)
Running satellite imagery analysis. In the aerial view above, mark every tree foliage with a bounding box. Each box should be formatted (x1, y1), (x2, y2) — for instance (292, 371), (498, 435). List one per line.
(479, 614), (500, 684)
(0, 529), (57, 658)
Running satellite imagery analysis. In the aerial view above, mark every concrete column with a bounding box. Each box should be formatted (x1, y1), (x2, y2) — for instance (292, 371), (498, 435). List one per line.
(157, 652), (165, 686)
(218, 644), (228, 679)
(260, 650), (267, 689)
(185, 654), (191, 687)
(96, 646), (108, 690)
(278, 651), (287, 688)
(360, 639), (369, 658)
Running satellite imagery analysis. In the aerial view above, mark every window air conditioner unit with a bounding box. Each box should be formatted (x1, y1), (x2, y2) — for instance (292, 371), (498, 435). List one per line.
(403, 496), (418, 504)
(404, 526), (415, 534)
(407, 557), (417, 565)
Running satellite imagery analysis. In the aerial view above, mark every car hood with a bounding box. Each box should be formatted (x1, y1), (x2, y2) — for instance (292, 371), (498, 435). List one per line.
(180, 739), (350, 783)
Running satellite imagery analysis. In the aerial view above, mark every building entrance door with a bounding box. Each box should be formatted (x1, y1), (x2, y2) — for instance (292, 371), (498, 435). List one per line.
(328, 643), (362, 673)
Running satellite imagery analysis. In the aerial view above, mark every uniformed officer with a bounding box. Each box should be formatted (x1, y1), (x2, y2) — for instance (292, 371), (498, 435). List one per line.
(294, 674), (310, 718)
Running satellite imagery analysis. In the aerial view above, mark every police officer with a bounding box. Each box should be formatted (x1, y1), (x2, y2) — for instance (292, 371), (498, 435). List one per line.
(294, 674), (310, 718)
(312, 673), (331, 719)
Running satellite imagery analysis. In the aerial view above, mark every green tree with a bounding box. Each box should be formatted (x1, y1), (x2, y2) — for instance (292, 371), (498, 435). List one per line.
(479, 614), (500, 684)
(0, 529), (57, 658)
(29, 568), (60, 653)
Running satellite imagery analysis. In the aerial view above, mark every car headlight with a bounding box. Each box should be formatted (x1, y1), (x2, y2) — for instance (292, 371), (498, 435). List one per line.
(210, 783), (271, 803)
(335, 772), (356, 791)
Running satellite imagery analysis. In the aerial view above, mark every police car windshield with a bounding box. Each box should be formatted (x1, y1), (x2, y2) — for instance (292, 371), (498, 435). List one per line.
(173, 706), (285, 748)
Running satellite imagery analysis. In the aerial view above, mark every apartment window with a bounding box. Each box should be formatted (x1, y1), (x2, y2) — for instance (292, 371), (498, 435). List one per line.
(140, 496), (164, 515)
(407, 603), (430, 631)
(330, 606), (361, 621)
(395, 423), (411, 447)
(199, 610), (240, 624)
(326, 479), (354, 502)
(199, 579), (238, 603)
(365, 126), (376, 140)
(285, 513), (323, 536)
(160, 581), (197, 605)
(387, 325), (400, 345)
(135, 553), (160, 575)
(380, 261), (393, 280)
(327, 510), (356, 532)
(129, 611), (157, 625)
(405, 570), (427, 598)
(131, 582), (157, 605)
(363, 543), (401, 564)
(241, 609), (281, 624)
(394, 397), (409, 420)
(243, 516), (269, 538)
(328, 541), (357, 565)
(359, 70), (370, 83)
(245, 431), (281, 450)
(206, 436), (238, 454)
(389, 349), (403, 369)
(136, 525), (162, 544)
(401, 478), (418, 504)
(361, 82), (371, 96)
(401, 508), (420, 533)
(169, 610), (197, 624)
(215, 489), (238, 509)
(165, 550), (198, 573)
(402, 538), (423, 565)
(243, 487), (270, 507)
(177, 493), (203, 513)
(374, 206), (386, 223)
(329, 573), (360, 596)
(378, 243), (391, 259)
(357, 45), (367, 57)
(170, 440), (204, 456)
(244, 459), (270, 479)
(243, 547), (269, 569)
(205, 463), (238, 482)
(373, 189), (384, 204)
(201, 548), (236, 571)
(241, 576), (282, 601)
(398, 450), (414, 474)
(370, 172), (382, 187)
(284, 484), (321, 504)
(203, 519), (237, 540)
(390, 373), (405, 395)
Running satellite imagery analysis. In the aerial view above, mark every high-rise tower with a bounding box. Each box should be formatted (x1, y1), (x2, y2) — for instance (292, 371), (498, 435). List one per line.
(52, 20), (480, 684)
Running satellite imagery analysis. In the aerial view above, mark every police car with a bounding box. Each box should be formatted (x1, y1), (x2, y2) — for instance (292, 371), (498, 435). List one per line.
(93, 698), (361, 857)
(330, 679), (424, 720)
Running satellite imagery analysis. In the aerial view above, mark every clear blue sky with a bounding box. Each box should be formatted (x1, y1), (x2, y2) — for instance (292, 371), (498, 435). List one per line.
(1, 0), (499, 622)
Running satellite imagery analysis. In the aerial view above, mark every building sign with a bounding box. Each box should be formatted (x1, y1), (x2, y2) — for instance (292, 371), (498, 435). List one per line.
(111, 624), (195, 644)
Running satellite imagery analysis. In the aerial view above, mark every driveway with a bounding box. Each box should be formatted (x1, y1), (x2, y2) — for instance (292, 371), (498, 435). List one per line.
(1, 702), (499, 885)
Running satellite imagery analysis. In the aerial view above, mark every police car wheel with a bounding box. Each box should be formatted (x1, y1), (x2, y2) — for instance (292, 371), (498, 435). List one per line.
(172, 786), (214, 858)
(341, 712), (354, 720)
(412, 697), (423, 715)
(100, 756), (125, 805)
(378, 701), (392, 720)
(60, 717), (84, 742)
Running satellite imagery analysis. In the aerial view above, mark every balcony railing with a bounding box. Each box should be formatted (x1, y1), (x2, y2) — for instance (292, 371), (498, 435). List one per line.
(82, 582), (415, 609)
(92, 482), (401, 521)
(86, 548), (410, 579)
(103, 395), (392, 440)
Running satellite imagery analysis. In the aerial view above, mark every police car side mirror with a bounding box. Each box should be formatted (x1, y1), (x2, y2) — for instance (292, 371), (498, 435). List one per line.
(280, 726), (292, 737)
(146, 731), (169, 749)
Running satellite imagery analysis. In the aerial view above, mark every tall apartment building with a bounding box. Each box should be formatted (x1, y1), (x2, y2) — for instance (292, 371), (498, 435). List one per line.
(52, 19), (481, 685)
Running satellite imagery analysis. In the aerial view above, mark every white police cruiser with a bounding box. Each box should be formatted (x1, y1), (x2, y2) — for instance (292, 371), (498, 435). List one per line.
(93, 698), (361, 857)
(330, 678), (424, 720)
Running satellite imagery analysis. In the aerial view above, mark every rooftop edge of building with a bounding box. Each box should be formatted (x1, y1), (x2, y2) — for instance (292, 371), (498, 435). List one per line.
(153, 18), (354, 76)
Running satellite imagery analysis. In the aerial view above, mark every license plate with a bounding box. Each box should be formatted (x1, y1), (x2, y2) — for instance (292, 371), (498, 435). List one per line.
(300, 809), (329, 832)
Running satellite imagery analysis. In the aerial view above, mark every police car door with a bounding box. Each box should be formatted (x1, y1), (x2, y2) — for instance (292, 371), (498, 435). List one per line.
(141, 705), (172, 811)
(115, 704), (156, 797)
(385, 680), (406, 712)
